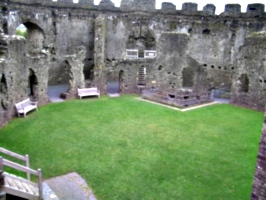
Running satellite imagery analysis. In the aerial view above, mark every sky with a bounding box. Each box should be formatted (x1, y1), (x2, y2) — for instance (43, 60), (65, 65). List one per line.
(92, 0), (266, 14)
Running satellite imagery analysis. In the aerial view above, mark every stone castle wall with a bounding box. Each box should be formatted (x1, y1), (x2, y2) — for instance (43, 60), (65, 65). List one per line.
(0, 1), (265, 111)
(0, 0), (266, 197)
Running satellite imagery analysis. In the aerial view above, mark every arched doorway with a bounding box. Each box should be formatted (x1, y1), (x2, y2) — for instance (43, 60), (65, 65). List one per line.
(23, 22), (44, 54)
(47, 60), (71, 102)
(106, 70), (125, 97)
(28, 68), (38, 98)
(16, 22), (44, 55)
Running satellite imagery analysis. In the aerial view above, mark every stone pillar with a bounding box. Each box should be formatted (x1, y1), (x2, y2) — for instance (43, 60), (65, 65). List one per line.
(65, 46), (86, 97)
(251, 113), (266, 199)
(93, 15), (107, 93)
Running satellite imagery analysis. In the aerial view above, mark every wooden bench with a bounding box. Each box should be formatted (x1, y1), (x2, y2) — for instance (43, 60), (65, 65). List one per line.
(78, 87), (100, 99)
(15, 98), (38, 117)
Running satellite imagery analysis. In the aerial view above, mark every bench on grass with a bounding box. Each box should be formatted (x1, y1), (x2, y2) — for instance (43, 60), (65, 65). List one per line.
(78, 87), (100, 99)
(15, 98), (38, 117)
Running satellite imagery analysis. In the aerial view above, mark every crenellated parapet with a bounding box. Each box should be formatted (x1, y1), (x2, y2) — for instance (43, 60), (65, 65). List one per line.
(203, 4), (216, 15)
(182, 2), (198, 12)
(1, 0), (266, 17)
(161, 2), (176, 13)
(98, 0), (116, 10)
(247, 4), (265, 17)
(121, 0), (155, 11)
(6, 0), (95, 9)
(221, 4), (241, 17)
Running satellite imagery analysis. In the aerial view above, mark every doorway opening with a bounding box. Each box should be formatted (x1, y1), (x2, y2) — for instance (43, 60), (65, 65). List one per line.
(28, 68), (38, 98)
(47, 60), (71, 102)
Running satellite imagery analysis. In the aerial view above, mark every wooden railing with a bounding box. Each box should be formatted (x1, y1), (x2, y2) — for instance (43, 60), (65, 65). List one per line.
(126, 49), (157, 59)
(126, 49), (139, 59)
(144, 50), (156, 58)
(0, 147), (30, 180)
(0, 147), (43, 200)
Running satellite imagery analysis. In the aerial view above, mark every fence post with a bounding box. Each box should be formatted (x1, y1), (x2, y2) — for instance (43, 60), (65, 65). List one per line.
(25, 154), (30, 181)
(0, 170), (6, 200)
(37, 169), (43, 200)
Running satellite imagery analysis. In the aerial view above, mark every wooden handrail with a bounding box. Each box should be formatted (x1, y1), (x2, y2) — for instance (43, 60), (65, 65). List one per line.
(0, 147), (30, 180)
(0, 147), (26, 161)
(0, 148), (43, 200)
(1, 158), (38, 176)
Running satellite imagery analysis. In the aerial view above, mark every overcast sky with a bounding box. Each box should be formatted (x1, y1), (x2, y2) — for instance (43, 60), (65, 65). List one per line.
(92, 0), (265, 14)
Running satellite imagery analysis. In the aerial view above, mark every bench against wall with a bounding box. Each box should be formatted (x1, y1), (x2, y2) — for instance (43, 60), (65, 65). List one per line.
(15, 98), (38, 117)
(77, 87), (100, 99)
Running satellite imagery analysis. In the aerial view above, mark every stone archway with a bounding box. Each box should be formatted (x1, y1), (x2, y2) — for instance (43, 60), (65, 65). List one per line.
(47, 60), (71, 102)
(106, 70), (119, 95)
(23, 22), (44, 55)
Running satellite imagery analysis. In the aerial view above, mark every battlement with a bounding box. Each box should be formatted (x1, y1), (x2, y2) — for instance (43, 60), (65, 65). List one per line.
(247, 4), (265, 17)
(182, 2), (198, 12)
(203, 4), (216, 15)
(98, 0), (115, 10)
(7, 0), (95, 8)
(2, 0), (266, 17)
(121, 0), (156, 11)
(161, 2), (176, 13)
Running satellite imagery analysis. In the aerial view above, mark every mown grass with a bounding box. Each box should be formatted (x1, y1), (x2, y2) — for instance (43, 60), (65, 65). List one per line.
(0, 95), (264, 200)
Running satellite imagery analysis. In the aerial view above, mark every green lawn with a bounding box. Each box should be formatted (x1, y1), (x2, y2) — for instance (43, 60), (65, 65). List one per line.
(0, 95), (264, 200)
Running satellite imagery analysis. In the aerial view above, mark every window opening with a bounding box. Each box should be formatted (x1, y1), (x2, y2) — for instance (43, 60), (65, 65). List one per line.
(239, 74), (249, 93)
(15, 24), (28, 38)
(119, 70), (125, 93)
(182, 67), (194, 89)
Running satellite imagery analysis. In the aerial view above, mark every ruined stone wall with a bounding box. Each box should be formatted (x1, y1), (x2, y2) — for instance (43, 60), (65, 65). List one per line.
(50, 9), (95, 84)
(0, 34), (28, 125)
(231, 33), (266, 111)
(0, 0), (266, 199)
(94, 9), (266, 103)
(251, 112), (266, 199)
(0, 0), (265, 114)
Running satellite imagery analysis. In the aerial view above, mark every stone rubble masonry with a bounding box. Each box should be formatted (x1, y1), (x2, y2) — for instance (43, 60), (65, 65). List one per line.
(251, 115), (266, 200)
(0, 1), (266, 198)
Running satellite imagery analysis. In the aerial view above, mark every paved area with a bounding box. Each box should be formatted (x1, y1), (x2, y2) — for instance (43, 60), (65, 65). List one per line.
(47, 84), (69, 102)
(107, 81), (120, 97)
(44, 172), (97, 200)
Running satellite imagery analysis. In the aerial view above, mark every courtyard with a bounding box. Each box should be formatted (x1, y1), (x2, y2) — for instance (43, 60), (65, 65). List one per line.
(0, 95), (263, 199)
